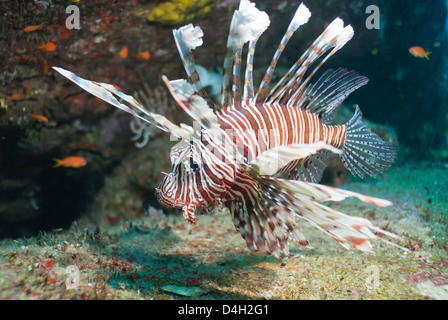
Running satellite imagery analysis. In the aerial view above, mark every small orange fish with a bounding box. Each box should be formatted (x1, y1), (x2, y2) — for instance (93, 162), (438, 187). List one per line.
(111, 84), (122, 92)
(6, 93), (21, 101)
(138, 51), (150, 60)
(24, 22), (46, 32)
(37, 41), (57, 52)
(409, 46), (431, 60)
(53, 156), (87, 168)
(28, 113), (48, 123)
(118, 46), (128, 58)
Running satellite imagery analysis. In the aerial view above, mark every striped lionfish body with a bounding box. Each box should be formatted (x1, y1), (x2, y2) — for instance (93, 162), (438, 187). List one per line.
(53, 1), (403, 259)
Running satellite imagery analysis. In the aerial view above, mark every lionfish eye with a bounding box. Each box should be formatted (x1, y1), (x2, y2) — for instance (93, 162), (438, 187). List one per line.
(190, 161), (199, 172)
(190, 156), (199, 173)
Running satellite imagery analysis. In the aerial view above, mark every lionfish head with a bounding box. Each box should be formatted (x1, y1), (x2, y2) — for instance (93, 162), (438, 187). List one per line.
(155, 139), (202, 208)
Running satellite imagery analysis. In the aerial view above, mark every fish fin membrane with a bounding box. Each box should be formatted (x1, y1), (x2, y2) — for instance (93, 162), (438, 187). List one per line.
(259, 177), (405, 254)
(226, 170), (405, 260)
(266, 18), (355, 105)
(52, 67), (193, 140)
(300, 68), (369, 123)
(162, 76), (218, 128)
(341, 105), (396, 178)
(247, 142), (340, 177)
(282, 151), (332, 182)
(224, 179), (312, 260)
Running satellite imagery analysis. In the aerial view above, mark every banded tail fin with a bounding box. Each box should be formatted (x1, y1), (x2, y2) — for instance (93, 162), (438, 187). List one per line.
(341, 106), (396, 178)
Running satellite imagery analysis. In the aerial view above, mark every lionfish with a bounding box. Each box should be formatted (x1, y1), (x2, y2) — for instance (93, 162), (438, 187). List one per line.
(53, 1), (404, 259)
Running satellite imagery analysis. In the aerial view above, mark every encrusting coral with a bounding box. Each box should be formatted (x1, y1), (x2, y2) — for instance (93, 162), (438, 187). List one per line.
(147, 0), (217, 25)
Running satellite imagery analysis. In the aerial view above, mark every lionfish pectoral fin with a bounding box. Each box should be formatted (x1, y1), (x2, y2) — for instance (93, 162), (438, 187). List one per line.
(52, 67), (191, 140)
(281, 150), (332, 183)
(261, 176), (407, 253)
(225, 191), (307, 259)
(341, 105), (396, 178)
(247, 142), (341, 176)
(266, 177), (394, 207)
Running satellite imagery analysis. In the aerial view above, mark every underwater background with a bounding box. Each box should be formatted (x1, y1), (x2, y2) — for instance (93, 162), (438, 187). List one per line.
(0, 0), (447, 300)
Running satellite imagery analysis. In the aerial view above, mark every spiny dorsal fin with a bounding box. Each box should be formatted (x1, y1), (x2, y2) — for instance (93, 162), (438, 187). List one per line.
(221, 0), (270, 110)
(52, 67), (192, 140)
(266, 18), (354, 106)
(255, 3), (311, 105)
(172, 24), (218, 111)
(295, 68), (369, 123)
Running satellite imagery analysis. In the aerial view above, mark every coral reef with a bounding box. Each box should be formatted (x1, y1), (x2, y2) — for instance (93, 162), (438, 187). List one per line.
(147, 0), (218, 26)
